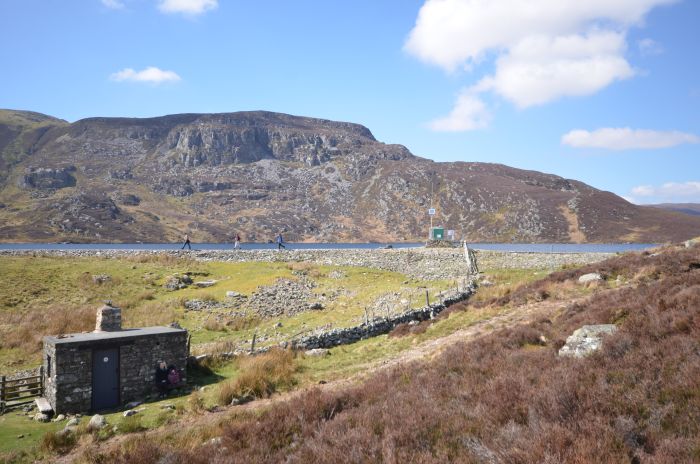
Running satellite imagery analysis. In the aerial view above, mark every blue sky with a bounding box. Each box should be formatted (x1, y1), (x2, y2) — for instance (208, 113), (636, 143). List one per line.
(1, 0), (698, 204)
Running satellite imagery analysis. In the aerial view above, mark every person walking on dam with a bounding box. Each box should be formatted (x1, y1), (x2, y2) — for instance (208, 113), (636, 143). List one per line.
(233, 233), (241, 249)
(276, 233), (286, 250)
(181, 233), (191, 250)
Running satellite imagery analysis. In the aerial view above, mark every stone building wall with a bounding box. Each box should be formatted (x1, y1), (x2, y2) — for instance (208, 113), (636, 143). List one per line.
(43, 343), (92, 413)
(119, 332), (188, 404)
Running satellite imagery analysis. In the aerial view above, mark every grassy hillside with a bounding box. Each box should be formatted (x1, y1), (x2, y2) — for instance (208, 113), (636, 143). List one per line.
(51, 244), (700, 463)
(0, 110), (67, 180)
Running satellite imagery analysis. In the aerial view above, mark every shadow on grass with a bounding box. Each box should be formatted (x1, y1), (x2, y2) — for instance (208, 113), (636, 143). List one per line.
(187, 361), (226, 387)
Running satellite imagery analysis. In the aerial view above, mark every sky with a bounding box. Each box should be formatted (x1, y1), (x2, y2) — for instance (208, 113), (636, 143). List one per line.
(1, 0), (698, 205)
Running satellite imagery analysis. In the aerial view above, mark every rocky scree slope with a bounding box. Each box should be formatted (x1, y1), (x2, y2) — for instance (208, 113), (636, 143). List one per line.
(0, 108), (698, 243)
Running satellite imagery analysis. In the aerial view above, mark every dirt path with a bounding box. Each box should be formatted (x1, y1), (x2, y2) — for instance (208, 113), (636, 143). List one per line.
(55, 295), (580, 463)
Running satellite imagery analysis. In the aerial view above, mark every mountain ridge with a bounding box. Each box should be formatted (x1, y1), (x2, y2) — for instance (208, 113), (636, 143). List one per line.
(1, 108), (699, 243)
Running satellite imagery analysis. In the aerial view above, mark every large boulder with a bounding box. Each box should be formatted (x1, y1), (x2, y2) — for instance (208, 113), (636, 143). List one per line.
(559, 324), (617, 358)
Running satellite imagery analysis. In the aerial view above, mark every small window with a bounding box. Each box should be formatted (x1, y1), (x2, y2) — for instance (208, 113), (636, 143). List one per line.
(47, 355), (52, 377)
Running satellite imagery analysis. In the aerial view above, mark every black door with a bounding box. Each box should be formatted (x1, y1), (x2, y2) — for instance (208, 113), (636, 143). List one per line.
(92, 348), (119, 411)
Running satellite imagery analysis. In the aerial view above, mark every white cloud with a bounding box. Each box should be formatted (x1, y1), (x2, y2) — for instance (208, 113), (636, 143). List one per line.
(405, 0), (678, 130)
(110, 67), (182, 84)
(101, 0), (125, 9)
(158, 0), (217, 15)
(482, 31), (635, 108)
(638, 38), (664, 56)
(631, 182), (700, 202)
(429, 90), (491, 131)
(562, 128), (700, 150)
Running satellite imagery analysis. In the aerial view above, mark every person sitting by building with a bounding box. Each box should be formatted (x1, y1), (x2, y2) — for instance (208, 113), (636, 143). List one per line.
(155, 361), (169, 398)
(167, 364), (181, 386)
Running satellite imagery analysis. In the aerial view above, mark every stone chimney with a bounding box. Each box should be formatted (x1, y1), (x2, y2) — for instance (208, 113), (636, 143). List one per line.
(95, 303), (122, 332)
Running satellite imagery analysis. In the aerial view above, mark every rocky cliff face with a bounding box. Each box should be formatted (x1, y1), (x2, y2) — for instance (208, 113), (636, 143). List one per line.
(1, 108), (698, 243)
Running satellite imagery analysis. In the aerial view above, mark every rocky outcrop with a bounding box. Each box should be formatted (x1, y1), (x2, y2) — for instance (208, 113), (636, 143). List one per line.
(20, 166), (76, 189)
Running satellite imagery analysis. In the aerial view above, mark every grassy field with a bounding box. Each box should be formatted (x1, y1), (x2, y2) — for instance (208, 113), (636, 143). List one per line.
(0, 254), (458, 373)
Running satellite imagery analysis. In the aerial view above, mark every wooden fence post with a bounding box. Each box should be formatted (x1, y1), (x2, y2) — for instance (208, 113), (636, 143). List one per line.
(425, 290), (430, 306)
(250, 332), (257, 354)
(1, 375), (5, 414)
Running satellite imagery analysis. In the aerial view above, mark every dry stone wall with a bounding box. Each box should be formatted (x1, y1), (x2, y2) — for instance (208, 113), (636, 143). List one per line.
(289, 284), (476, 350)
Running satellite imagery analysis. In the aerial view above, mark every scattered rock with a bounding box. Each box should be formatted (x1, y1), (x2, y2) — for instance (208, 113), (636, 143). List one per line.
(92, 274), (111, 284)
(164, 274), (193, 290)
(304, 348), (330, 357)
(125, 401), (142, 409)
(578, 273), (603, 284)
(308, 302), (324, 310)
(123, 409), (138, 417)
(65, 418), (79, 428)
(119, 194), (141, 206)
(559, 324), (618, 358)
(160, 404), (175, 410)
(182, 298), (240, 312)
(328, 270), (346, 279)
(226, 291), (241, 298)
(33, 413), (50, 422)
(230, 395), (253, 406)
(88, 414), (107, 431)
(52, 414), (66, 422)
(195, 280), (217, 288)
(16, 434), (24, 439)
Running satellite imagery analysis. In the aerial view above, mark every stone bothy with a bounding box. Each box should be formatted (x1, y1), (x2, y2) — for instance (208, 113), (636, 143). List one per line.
(43, 304), (188, 414)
